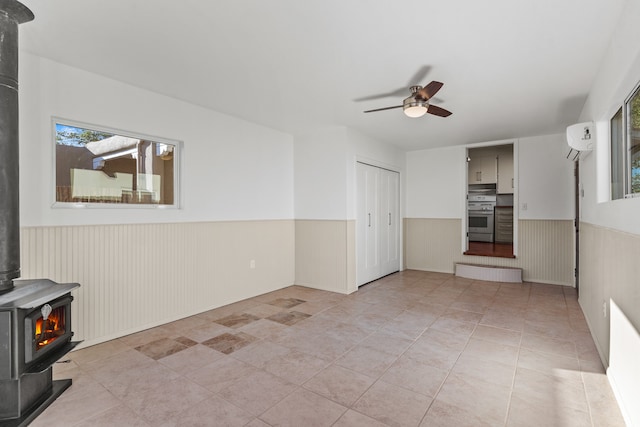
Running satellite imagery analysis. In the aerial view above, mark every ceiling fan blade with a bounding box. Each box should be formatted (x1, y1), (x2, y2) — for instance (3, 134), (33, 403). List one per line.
(354, 88), (408, 102)
(418, 81), (444, 100)
(407, 65), (432, 86)
(427, 104), (452, 117)
(355, 66), (434, 102)
(364, 105), (403, 113)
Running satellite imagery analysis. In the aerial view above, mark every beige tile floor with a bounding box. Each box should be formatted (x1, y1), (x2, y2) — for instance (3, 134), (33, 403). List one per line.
(31, 270), (626, 426)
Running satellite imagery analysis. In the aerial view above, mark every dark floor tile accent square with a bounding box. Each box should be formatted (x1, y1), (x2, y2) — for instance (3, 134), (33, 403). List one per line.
(214, 313), (261, 328)
(175, 336), (198, 347)
(266, 310), (311, 326)
(267, 298), (306, 308)
(202, 332), (258, 355)
(135, 336), (196, 360)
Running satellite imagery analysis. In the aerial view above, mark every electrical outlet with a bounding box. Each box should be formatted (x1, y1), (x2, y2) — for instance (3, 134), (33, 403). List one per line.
(250, 259), (255, 269)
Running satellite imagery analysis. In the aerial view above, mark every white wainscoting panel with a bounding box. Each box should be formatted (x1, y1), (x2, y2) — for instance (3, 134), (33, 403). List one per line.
(404, 218), (574, 286)
(20, 220), (295, 347)
(579, 222), (640, 427)
(295, 220), (356, 294)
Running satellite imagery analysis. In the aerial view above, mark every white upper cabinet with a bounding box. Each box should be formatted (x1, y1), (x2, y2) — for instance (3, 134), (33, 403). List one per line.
(497, 146), (514, 194)
(468, 155), (497, 184)
(467, 144), (514, 192)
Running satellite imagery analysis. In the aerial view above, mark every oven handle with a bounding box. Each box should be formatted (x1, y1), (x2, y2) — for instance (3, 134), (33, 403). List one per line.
(468, 212), (495, 216)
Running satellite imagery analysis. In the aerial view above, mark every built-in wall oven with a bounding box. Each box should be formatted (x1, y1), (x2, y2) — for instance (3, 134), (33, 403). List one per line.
(468, 194), (496, 242)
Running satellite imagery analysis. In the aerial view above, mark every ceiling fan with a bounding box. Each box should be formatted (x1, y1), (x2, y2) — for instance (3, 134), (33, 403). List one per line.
(363, 81), (452, 118)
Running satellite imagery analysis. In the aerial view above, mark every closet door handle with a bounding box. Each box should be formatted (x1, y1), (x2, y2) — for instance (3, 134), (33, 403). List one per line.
(368, 213), (371, 227)
(388, 213), (391, 225)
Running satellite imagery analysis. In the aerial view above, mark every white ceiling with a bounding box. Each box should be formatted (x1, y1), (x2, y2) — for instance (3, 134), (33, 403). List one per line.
(18, 0), (627, 151)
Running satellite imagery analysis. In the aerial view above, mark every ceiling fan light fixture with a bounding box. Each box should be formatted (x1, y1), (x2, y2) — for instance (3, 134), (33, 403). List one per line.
(403, 101), (427, 118)
(362, 81), (451, 118)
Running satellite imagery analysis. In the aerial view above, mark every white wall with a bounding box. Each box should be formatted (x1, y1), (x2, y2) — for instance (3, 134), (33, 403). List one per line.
(577, 0), (640, 335)
(293, 126), (404, 220)
(15, 54), (297, 347)
(518, 134), (574, 220)
(293, 127), (349, 220)
(405, 135), (573, 220)
(404, 135), (574, 285)
(293, 126), (403, 293)
(19, 53), (294, 227)
(575, 1), (640, 424)
(578, 0), (640, 236)
(406, 145), (466, 218)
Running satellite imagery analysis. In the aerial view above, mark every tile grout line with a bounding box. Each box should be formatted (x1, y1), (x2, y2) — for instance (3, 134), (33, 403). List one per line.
(503, 281), (530, 426)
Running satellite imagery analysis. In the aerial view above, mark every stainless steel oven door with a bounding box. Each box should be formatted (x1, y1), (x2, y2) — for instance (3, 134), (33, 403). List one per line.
(468, 202), (495, 243)
(468, 211), (494, 234)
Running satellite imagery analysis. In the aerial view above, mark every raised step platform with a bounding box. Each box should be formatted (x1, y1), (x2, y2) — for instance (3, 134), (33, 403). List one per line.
(455, 263), (522, 283)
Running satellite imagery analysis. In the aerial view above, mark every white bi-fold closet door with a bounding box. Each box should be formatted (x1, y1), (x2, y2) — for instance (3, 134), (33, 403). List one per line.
(356, 162), (400, 286)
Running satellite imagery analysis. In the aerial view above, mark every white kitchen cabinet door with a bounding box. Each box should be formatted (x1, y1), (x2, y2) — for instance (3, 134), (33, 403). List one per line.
(497, 152), (514, 194)
(356, 162), (400, 286)
(468, 156), (497, 184)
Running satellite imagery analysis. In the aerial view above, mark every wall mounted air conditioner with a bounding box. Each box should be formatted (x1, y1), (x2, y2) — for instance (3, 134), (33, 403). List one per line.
(567, 122), (595, 151)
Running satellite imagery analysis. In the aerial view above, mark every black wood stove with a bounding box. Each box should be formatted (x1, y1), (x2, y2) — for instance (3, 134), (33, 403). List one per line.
(0, 280), (80, 426)
(0, 1), (81, 425)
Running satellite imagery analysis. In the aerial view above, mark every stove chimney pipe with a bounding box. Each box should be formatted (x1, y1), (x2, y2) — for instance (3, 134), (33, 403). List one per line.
(0, 1), (34, 293)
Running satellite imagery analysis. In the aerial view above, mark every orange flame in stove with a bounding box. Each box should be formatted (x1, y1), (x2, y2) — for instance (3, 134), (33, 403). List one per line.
(34, 306), (66, 349)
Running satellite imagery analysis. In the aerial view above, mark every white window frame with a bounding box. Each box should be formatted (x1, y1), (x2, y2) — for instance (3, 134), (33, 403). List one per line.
(52, 117), (181, 209)
(610, 80), (640, 200)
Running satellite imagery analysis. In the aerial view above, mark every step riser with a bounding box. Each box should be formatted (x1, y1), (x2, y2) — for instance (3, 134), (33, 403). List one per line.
(455, 263), (522, 283)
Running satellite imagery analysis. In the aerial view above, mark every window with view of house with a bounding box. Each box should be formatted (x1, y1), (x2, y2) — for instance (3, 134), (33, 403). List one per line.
(54, 119), (179, 207)
(610, 82), (640, 199)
